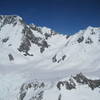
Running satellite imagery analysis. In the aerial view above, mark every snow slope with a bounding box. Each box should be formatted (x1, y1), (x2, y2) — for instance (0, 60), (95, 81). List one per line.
(0, 15), (100, 100)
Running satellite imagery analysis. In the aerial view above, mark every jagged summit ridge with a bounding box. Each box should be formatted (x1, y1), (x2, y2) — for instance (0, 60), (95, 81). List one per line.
(0, 15), (24, 26)
(0, 15), (23, 21)
(0, 15), (100, 70)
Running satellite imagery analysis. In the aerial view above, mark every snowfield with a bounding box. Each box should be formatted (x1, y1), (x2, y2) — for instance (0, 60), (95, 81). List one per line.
(0, 15), (100, 100)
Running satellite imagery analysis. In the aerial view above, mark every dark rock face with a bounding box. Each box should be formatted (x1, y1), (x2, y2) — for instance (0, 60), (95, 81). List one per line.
(90, 29), (96, 35)
(58, 94), (61, 100)
(65, 78), (76, 90)
(18, 36), (31, 56)
(19, 84), (26, 100)
(0, 15), (24, 27)
(29, 24), (42, 34)
(40, 47), (45, 53)
(52, 55), (57, 63)
(58, 55), (66, 63)
(0, 16), (3, 21)
(40, 40), (49, 53)
(73, 73), (100, 90)
(30, 24), (57, 40)
(85, 37), (93, 44)
(52, 55), (66, 63)
(18, 25), (49, 55)
(66, 35), (70, 39)
(1, 15), (17, 25)
(45, 33), (51, 39)
(2, 37), (9, 43)
(19, 81), (45, 100)
(57, 81), (64, 90)
(8, 54), (14, 61)
(44, 30), (56, 39)
(57, 78), (76, 90)
(77, 36), (84, 43)
(31, 91), (44, 100)
(57, 73), (100, 91)
(62, 55), (66, 61)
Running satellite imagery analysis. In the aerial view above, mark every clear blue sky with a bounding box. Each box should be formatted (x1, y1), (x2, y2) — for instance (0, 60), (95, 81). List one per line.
(0, 0), (100, 34)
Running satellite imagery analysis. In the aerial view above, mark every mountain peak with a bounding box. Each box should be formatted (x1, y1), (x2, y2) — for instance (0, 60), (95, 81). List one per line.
(87, 26), (94, 29)
(0, 15), (24, 26)
(0, 15), (22, 20)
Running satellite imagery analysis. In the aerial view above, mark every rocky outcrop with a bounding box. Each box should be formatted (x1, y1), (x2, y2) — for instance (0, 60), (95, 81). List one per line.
(73, 73), (100, 90)
(77, 36), (84, 43)
(18, 24), (50, 55)
(85, 37), (93, 44)
(8, 53), (14, 61)
(57, 73), (100, 90)
(19, 81), (45, 100)
(18, 73), (100, 100)
(52, 55), (66, 63)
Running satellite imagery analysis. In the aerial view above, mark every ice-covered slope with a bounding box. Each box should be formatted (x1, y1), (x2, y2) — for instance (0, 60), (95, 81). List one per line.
(0, 15), (100, 100)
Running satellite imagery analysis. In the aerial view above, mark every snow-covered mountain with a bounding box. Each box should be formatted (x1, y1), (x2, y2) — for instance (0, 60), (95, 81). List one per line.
(0, 15), (100, 100)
